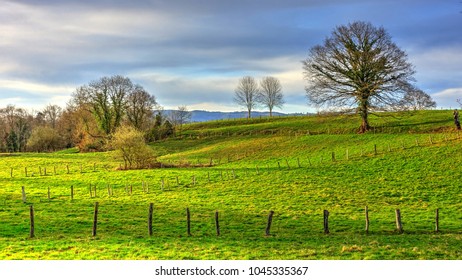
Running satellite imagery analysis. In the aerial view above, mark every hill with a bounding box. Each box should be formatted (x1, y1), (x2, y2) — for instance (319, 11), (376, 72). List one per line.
(1, 109), (461, 260)
(164, 109), (306, 122)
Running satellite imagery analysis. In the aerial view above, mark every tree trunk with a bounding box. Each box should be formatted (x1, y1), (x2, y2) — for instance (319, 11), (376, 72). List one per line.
(358, 99), (370, 133)
(247, 109), (251, 119)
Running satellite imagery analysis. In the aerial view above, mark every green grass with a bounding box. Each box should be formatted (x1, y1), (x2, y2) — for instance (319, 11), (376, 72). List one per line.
(1, 110), (462, 259)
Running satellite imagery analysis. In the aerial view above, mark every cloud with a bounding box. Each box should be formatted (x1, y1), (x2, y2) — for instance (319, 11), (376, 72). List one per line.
(432, 88), (462, 109)
(0, 0), (460, 114)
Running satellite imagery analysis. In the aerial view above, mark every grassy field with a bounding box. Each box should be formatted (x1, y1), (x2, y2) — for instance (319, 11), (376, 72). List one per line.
(1, 110), (462, 260)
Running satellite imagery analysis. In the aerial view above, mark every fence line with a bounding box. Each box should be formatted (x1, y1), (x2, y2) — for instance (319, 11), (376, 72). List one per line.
(4, 131), (461, 180)
(11, 131), (462, 203)
(14, 205), (449, 239)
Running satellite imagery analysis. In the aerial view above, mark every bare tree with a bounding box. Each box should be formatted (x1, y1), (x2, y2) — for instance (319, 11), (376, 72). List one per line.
(126, 86), (157, 131)
(234, 76), (259, 118)
(259, 76), (284, 117)
(302, 21), (417, 133)
(42, 104), (62, 128)
(169, 105), (192, 134)
(0, 105), (32, 152)
(398, 87), (436, 111)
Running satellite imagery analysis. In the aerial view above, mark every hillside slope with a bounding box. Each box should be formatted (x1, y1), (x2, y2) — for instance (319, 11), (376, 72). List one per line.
(1, 110), (462, 260)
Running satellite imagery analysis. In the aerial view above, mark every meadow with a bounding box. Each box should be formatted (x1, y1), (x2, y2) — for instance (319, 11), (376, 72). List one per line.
(1, 110), (462, 260)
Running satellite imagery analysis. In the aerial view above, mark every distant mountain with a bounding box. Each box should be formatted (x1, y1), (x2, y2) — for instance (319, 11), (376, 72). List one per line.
(163, 110), (307, 123)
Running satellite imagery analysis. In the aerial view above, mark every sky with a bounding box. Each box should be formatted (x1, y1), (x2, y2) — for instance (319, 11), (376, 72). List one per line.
(0, 0), (461, 113)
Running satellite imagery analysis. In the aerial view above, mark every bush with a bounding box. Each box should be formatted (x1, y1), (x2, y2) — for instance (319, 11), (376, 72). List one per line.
(110, 125), (156, 169)
(27, 126), (64, 152)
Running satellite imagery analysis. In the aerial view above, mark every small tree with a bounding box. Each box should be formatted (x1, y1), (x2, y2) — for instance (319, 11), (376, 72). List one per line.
(234, 76), (259, 118)
(259, 76), (284, 117)
(110, 125), (156, 169)
(147, 112), (175, 141)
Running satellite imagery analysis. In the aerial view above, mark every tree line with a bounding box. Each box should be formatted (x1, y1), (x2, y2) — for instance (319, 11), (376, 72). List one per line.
(0, 75), (191, 153)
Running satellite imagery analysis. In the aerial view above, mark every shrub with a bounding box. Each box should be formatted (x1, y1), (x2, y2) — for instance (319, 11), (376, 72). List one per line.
(27, 126), (64, 152)
(110, 125), (156, 169)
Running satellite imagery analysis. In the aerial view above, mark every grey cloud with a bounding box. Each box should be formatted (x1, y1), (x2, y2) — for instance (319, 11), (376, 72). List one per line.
(0, 0), (459, 113)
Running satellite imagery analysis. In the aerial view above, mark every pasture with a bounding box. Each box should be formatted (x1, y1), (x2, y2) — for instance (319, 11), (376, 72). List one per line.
(1, 110), (462, 259)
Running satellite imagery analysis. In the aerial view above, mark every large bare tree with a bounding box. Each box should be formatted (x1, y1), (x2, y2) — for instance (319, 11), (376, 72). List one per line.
(259, 76), (284, 117)
(302, 21), (417, 133)
(234, 76), (259, 118)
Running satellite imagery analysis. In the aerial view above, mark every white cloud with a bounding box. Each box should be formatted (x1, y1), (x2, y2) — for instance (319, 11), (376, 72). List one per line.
(432, 88), (462, 109)
(409, 46), (462, 91)
(0, 79), (74, 95)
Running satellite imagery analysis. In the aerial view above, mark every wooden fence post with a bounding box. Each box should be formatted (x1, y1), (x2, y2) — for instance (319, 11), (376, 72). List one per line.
(92, 202), (99, 237)
(186, 208), (192, 236)
(21, 186), (26, 203)
(374, 144), (377, 155)
(66, 164), (70, 174)
(215, 211), (220, 236)
(365, 206), (370, 233)
(297, 158), (301, 168)
(435, 208), (439, 233)
(25, 167), (28, 177)
(148, 203), (154, 236)
(10, 168), (13, 178)
(285, 159), (290, 169)
(71, 185), (74, 200)
(323, 210), (330, 234)
(395, 209), (403, 233)
(47, 187), (51, 200)
(29, 205), (35, 238)
(265, 210), (274, 236)
(331, 152), (335, 162)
